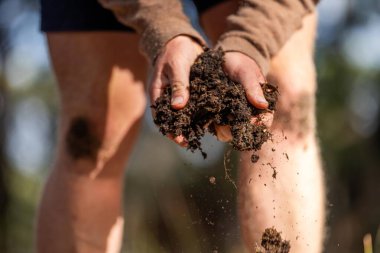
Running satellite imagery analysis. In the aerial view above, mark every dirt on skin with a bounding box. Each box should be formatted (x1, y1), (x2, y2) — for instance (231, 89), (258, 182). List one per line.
(152, 49), (279, 160)
(66, 116), (101, 161)
(255, 227), (291, 253)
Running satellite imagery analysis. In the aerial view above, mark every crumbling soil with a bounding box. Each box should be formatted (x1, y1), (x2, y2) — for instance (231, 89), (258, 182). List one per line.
(255, 227), (291, 253)
(152, 49), (278, 160)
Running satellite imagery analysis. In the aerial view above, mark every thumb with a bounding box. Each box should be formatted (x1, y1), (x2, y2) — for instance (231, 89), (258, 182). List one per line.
(224, 53), (268, 109)
(233, 68), (268, 110)
(165, 63), (190, 110)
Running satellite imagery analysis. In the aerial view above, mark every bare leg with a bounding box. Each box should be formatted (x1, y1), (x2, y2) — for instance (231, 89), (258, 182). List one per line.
(238, 14), (325, 252)
(201, 5), (325, 253)
(36, 32), (147, 253)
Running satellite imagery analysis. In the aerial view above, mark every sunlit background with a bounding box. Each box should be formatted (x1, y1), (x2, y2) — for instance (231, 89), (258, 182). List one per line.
(0, 0), (380, 252)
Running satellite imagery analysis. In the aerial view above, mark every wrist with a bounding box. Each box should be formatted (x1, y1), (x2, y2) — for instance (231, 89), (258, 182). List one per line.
(216, 36), (269, 75)
(165, 35), (204, 51)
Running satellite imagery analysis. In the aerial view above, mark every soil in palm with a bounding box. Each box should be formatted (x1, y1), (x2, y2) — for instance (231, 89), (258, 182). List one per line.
(152, 49), (278, 160)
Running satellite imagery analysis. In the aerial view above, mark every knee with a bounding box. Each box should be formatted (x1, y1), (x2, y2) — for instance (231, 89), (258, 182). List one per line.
(263, 11), (318, 140)
(61, 101), (145, 177)
(268, 66), (317, 140)
(65, 116), (102, 162)
(273, 92), (316, 140)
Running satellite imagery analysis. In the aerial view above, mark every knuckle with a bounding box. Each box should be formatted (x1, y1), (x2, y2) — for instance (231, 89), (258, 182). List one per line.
(228, 65), (241, 79)
(250, 83), (264, 94)
(245, 85), (259, 96)
(171, 81), (186, 93)
(167, 58), (181, 69)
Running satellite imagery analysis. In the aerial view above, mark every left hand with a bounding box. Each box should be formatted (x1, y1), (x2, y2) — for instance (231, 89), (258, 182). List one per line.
(150, 35), (204, 147)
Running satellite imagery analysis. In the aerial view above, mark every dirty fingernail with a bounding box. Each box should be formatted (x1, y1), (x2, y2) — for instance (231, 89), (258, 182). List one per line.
(171, 96), (184, 105)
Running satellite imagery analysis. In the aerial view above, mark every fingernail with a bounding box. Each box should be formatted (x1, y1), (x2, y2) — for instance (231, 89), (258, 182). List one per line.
(256, 96), (268, 106)
(171, 96), (184, 105)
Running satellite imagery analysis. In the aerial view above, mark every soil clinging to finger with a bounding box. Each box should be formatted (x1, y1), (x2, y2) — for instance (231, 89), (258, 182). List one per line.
(152, 49), (278, 159)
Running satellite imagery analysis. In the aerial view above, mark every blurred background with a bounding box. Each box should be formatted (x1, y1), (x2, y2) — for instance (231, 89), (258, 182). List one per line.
(0, 0), (380, 252)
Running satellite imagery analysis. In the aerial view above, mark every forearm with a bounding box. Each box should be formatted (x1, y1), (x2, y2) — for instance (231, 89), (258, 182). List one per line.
(98, 0), (206, 62)
(216, 0), (318, 74)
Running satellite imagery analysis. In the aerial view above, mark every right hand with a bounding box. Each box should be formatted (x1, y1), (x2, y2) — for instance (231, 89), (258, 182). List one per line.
(150, 35), (203, 146)
(214, 52), (274, 142)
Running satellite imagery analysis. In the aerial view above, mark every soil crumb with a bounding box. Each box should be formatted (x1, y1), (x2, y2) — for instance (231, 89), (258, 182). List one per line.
(153, 49), (278, 160)
(255, 227), (291, 253)
(267, 163), (278, 179)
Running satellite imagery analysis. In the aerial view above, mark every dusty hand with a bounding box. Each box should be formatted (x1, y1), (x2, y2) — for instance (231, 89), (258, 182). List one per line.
(215, 52), (274, 142)
(150, 35), (203, 146)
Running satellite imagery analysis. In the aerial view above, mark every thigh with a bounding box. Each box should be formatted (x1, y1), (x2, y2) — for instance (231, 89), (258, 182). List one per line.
(48, 32), (148, 176)
(199, 0), (239, 45)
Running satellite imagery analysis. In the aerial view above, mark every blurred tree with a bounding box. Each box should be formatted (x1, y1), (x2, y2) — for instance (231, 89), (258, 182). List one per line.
(0, 0), (9, 249)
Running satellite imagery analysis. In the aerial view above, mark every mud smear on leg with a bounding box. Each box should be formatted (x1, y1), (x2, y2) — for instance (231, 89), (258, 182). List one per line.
(152, 49), (278, 162)
(275, 92), (314, 139)
(66, 116), (101, 161)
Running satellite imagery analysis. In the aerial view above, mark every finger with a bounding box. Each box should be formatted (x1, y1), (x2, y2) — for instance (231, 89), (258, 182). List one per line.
(247, 83), (269, 109)
(173, 135), (188, 147)
(237, 69), (268, 109)
(150, 70), (169, 106)
(166, 133), (188, 147)
(165, 62), (190, 110)
(250, 112), (274, 128)
(214, 125), (233, 142)
(226, 59), (268, 109)
(150, 75), (167, 121)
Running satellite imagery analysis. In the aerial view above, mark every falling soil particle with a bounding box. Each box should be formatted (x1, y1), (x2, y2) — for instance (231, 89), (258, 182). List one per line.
(267, 163), (278, 179)
(255, 227), (291, 253)
(251, 154), (260, 163)
(152, 49), (278, 161)
(223, 148), (237, 189)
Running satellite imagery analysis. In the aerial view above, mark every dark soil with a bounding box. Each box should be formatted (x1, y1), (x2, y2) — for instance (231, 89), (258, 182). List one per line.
(255, 227), (291, 253)
(152, 49), (278, 160)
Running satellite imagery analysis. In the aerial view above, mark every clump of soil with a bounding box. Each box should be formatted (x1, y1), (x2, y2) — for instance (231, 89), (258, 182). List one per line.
(255, 227), (291, 253)
(152, 49), (278, 160)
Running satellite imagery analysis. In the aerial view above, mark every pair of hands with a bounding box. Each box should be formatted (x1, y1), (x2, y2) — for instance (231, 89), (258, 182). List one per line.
(150, 36), (273, 146)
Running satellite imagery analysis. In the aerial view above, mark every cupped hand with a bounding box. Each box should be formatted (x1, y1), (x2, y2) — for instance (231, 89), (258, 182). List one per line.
(214, 52), (274, 142)
(150, 35), (203, 146)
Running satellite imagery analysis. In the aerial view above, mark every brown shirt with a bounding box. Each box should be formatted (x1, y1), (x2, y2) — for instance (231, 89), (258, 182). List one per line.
(98, 0), (318, 74)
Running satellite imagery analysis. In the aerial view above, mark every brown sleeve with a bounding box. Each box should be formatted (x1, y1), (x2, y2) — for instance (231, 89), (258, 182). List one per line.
(98, 0), (206, 63)
(216, 0), (318, 75)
